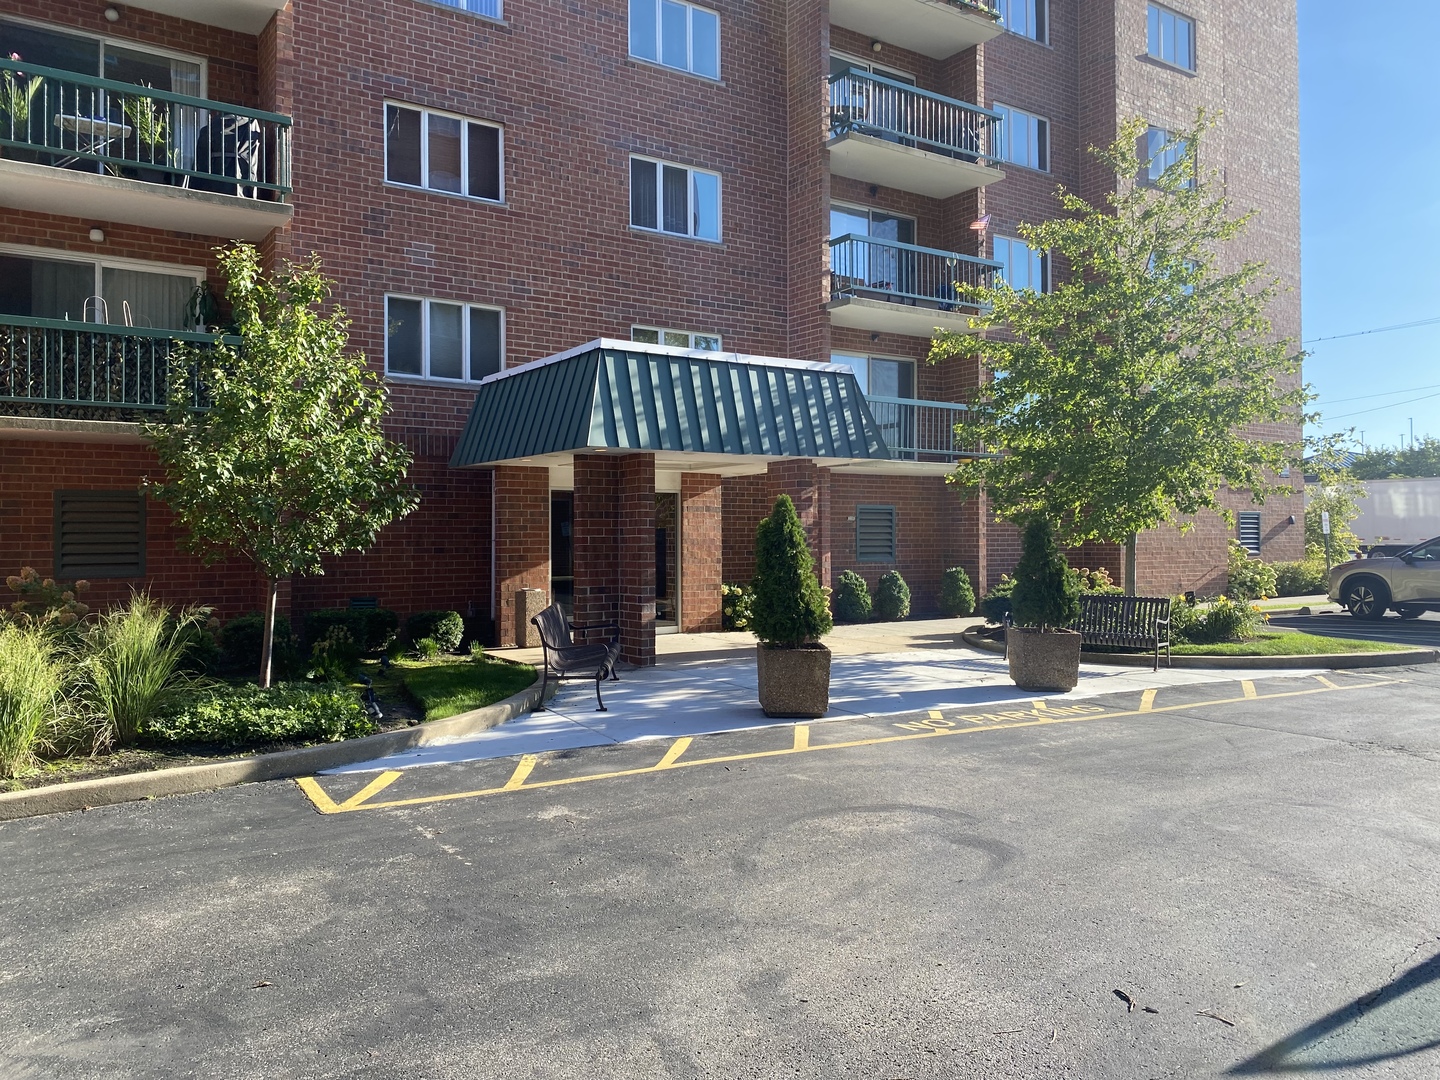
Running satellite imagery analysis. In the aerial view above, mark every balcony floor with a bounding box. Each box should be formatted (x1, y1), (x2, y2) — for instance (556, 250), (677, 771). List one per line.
(829, 133), (1005, 199)
(116, 0), (287, 34)
(828, 295), (983, 338)
(829, 0), (1002, 59)
(0, 158), (292, 241)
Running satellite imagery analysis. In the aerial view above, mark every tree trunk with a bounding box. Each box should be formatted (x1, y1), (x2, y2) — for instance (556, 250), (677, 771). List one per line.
(260, 578), (279, 689)
(1124, 533), (1138, 595)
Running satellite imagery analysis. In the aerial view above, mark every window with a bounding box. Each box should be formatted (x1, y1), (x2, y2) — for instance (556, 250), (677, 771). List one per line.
(1237, 512), (1262, 556)
(425, 0), (501, 18)
(629, 157), (721, 241)
(629, 0), (720, 79)
(1147, 4), (1194, 71)
(385, 104), (502, 201)
(829, 205), (916, 290)
(997, 0), (1047, 43)
(993, 236), (1049, 293)
(993, 103), (1048, 171)
(1142, 125), (1193, 188)
(633, 326), (722, 351)
(832, 354), (914, 398)
(856, 505), (898, 563)
(54, 491), (145, 578)
(385, 295), (503, 382)
(0, 247), (200, 329)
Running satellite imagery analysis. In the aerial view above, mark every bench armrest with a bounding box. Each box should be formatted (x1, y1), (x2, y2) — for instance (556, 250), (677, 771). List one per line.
(571, 620), (620, 641)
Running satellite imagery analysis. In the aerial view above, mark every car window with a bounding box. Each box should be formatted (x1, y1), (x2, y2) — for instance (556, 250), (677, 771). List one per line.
(1407, 541), (1440, 561)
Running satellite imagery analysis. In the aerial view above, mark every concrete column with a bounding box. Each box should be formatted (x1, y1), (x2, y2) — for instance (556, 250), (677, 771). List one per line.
(617, 453), (656, 666)
(680, 473), (723, 632)
(492, 465), (550, 647)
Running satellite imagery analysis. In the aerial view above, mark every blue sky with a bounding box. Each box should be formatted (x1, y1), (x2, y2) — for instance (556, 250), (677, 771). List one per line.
(1300, 0), (1440, 449)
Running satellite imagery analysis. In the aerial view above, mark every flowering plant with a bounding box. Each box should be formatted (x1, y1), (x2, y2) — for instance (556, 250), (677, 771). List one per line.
(5, 566), (90, 627)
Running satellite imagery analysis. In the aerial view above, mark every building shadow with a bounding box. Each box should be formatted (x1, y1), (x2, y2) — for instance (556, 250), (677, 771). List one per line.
(1228, 949), (1440, 1073)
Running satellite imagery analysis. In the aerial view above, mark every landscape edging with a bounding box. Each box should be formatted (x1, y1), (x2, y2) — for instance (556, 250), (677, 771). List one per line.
(959, 629), (1439, 669)
(0, 671), (550, 823)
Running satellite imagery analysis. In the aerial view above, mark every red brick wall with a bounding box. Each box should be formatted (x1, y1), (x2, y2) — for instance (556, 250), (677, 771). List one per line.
(616, 453), (656, 665)
(0, 437), (265, 617)
(573, 454), (620, 631)
(680, 472), (723, 632)
(491, 464), (549, 647)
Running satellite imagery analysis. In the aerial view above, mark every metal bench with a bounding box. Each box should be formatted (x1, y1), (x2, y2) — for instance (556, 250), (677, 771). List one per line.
(531, 604), (621, 711)
(1073, 595), (1172, 670)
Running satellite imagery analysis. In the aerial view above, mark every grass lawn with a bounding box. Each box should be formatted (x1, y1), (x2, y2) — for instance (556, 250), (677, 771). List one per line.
(398, 656), (537, 721)
(1172, 631), (1408, 656)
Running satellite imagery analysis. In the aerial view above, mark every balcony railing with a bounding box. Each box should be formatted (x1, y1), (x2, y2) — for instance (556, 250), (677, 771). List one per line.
(0, 59), (291, 200)
(864, 395), (980, 462)
(828, 69), (1001, 163)
(830, 235), (1001, 311)
(0, 315), (228, 418)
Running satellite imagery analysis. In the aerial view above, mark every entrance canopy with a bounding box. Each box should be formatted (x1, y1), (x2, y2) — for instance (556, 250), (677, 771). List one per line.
(449, 340), (891, 475)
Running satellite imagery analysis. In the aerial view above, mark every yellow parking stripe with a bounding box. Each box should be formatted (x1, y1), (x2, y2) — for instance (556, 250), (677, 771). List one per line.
(503, 755), (538, 790)
(1139, 689), (1157, 713)
(296, 676), (1400, 815)
(1242, 680), (1258, 699)
(653, 737), (692, 769)
(792, 725), (810, 751)
(1314, 675), (1342, 690)
(339, 770), (403, 809)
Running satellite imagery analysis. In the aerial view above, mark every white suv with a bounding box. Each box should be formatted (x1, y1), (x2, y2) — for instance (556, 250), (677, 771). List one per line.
(1329, 535), (1440, 620)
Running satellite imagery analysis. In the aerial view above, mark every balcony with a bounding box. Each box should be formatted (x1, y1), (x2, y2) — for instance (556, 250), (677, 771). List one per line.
(108, 0), (288, 34)
(864, 395), (978, 463)
(828, 234), (1000, 337)
(828, 71), (1005, 199)
(0, 59), (292, 240)
(0, 316), (222, 424)
(829, 0), (1002, 60)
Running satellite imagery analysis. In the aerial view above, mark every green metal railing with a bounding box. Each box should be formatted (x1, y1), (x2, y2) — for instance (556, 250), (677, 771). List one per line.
(865, 394), (981, 462)
(830, 234), (1001, 310)
(829, 69), (1002, 163)
(0, 315), (232, 415)
(0, 58), (291, 199)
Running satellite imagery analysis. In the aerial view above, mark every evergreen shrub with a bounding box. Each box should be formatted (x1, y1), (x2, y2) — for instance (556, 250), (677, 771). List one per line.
(873, 571), (911, 621)
(1009, 518), (1081, 630)
(833, 570), (872, 623)
(939, 567), (976, 616)
(405, 611), (464, 653)
(750, 495), (832, 647)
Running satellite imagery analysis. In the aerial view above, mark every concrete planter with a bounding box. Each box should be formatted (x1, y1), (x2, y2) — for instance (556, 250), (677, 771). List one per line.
(757, 643), (832, 718)
(1007, 627), (1082, 692)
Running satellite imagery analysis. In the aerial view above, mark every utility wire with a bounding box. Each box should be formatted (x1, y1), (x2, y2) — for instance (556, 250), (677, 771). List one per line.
(1303, 314), (1440, 345)
(1324, 388), (1440, 421)
(1316, 381), (1440, 406)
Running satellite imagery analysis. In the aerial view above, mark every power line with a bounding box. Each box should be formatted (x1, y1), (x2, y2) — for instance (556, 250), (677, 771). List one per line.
(1303, 314), (1440, 345)
(1325, 388), (1440, 421)
(1316, 381), (1440, 406)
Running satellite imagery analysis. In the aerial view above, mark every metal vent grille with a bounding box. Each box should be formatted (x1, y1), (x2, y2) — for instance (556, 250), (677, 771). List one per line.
(54, 492), (145, 578)
(1237, 511), (1262, 556)
(856, 505), (897, 563)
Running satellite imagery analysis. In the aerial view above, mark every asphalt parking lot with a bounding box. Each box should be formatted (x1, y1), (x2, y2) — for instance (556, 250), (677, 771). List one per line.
(1270, 609), (1440, 648)
(2, 668), (1439, 1078)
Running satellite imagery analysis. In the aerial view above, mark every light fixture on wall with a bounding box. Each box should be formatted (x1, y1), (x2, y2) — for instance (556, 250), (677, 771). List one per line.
(870, 40), (883, 53)
(104, 6), (121, 22)
(88, 227), (105, 243)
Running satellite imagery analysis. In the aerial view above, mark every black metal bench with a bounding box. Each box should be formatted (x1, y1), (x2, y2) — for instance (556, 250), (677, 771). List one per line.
(531, 604), (622, 711)
(1073, 595), (1172, 670)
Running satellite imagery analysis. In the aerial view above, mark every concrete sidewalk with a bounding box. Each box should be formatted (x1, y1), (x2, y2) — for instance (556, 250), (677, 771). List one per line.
(324, 619), (1322, 775)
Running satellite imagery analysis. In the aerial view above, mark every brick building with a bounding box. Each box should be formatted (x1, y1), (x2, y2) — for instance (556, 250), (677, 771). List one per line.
(0, 0), (1301, 662)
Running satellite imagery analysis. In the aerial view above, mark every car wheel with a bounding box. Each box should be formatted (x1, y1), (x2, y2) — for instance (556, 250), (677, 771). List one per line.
(1396, 605), (1425, 620)
(1343, 578), (1391, 621)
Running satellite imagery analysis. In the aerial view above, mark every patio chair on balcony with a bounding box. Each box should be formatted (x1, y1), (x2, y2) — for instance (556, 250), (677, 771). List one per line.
(190, 115), (263, 198)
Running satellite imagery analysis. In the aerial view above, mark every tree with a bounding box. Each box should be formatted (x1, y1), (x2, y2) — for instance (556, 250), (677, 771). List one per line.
(145, 245), (418, 687)
(1009, 517), (1081, 632)
(1349, 437), (1440, 481)
(1304, 434), (1365, 561)
(749, 495), (832, 648)
(931, 115), (1307, 591)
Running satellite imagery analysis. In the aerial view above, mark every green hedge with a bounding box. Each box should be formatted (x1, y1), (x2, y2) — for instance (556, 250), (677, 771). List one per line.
(148, 682), (374, 749)
(405, 610), (465, 652)
(303, 607), (399, 652)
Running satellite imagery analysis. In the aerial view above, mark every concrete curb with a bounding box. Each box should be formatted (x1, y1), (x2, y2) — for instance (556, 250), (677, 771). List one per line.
(959, 629), (1439, 670)
(0, 669), (550, 823)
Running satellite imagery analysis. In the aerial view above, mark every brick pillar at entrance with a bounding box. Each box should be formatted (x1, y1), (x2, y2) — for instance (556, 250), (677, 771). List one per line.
(493, 465), (550, 647)
(573, 454), (620, 630)
(764, 459), (832, 589)
(617, 454), (656, 665)
(680, 472), (723, 632)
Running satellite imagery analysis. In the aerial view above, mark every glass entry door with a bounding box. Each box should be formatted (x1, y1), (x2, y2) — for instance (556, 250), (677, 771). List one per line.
(655, 492), (679, 632)
(550, 491), (573, 618)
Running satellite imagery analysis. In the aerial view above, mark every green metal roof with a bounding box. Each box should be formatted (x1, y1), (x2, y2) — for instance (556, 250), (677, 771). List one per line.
(449, 341), (890, 468)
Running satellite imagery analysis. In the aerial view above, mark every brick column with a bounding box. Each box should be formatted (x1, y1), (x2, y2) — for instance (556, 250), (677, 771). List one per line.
(492, 465), (550, 647)
(573, 454), (620, 630)
(764, 459), (832, 590)
(680, 472), (723, 632)
(617, 453), (656, 666)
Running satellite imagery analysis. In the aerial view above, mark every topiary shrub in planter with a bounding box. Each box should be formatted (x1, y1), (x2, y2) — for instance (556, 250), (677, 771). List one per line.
(940, 567), (976, 617)
(405, 610), (464, 653)
(873, 570), (911, 621)
(1007, 518), (1083, 692)
(751, 494), (833, 718)
(833, 570), (872, 623)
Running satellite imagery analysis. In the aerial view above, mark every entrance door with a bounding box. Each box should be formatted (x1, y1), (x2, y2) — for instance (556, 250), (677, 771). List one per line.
(550, 491), (573, 618)
(655, 492), (679, 632)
